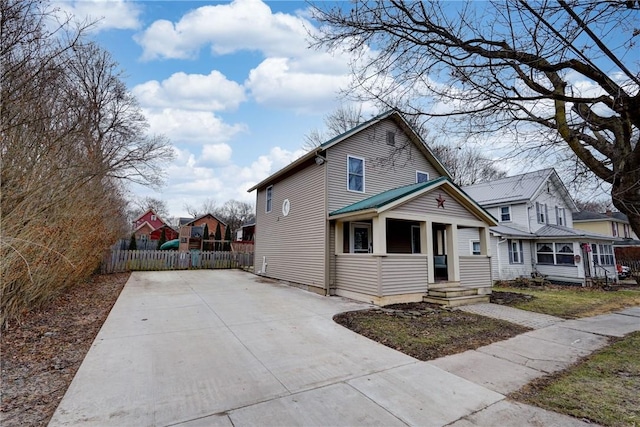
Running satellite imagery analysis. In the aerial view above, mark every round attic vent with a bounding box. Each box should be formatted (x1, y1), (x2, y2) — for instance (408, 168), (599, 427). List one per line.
(282, 199), (290, 216)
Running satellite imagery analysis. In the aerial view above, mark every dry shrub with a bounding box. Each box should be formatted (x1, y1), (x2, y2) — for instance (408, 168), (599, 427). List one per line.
(1, 0), (171, 327)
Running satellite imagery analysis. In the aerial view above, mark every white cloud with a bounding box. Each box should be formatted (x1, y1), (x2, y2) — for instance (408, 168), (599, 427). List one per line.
(135, 145), (307, 217)
(132, 70), (246, 112)
(53, 0), (141, 32)
(246, 57), (351, 112)
(135, 0), (311, 61)
(142, 108), (247, 145)
(200, 144), (233, 166)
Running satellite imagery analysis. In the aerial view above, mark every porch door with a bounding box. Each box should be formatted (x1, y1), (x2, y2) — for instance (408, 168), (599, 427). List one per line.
(351, 222), (372, 253)
(432, 223), (448, 280)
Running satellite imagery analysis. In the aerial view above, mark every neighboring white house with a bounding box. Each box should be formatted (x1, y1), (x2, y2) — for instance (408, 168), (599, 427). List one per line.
(463, 169), (620, 285)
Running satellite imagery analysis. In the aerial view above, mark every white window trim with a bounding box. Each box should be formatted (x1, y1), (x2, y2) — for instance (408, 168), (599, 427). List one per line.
(347, 155), (365, 193)
(350, 222), (372, 253)
(416, 170), (430, 183)
(469, 240), (481, 255)
(499, 206), (511, 222)
(265, 185), (273, 213)
(508, 239), (524, 264)
(536, 241), (575, 265)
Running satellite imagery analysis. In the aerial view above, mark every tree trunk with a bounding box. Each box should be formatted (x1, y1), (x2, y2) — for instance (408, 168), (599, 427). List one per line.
(612, 168), (640, 238)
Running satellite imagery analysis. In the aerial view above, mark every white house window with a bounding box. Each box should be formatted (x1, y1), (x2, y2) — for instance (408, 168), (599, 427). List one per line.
(611, 222), (618, 237)
(537, 242), (574, 265)
(594, 244), (614, 265)
(350, 222), (372, 253)
(624, 224), (631, 238)
(555, 207), (566, 226)
(416, 171), (430, 183)
(555, 243), (574, 265)
(470, 240), (481, 255)
(266, 186), (273, 213)
(499, 206), (511, 222)
(536, 243), (554, 264)
(536, 202), (548, 224)
(508, 239), (523, 264)
(347, 156), (365, 193)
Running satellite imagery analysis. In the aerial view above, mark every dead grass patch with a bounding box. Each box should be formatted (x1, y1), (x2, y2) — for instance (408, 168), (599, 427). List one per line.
(334, 302), (530, 361)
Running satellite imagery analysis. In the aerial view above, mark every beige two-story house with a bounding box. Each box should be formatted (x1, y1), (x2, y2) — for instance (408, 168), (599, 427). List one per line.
(248, 110), (497, 306)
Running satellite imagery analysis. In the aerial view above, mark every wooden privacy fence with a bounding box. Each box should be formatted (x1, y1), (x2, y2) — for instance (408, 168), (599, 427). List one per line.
(102, 250), (254, 274)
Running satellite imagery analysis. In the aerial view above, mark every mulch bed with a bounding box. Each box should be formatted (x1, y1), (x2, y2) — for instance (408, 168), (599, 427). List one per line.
(0, 273), (130, 427)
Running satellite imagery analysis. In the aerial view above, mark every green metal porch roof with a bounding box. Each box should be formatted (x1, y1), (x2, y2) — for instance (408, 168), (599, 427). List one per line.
(329, 177), (448, 216)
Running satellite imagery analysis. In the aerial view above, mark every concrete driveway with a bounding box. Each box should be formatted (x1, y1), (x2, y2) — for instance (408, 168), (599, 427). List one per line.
(49, 270), (583, 426)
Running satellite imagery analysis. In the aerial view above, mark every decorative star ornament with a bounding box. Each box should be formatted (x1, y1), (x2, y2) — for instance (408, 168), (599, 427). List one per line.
(436, 194), (446, 209)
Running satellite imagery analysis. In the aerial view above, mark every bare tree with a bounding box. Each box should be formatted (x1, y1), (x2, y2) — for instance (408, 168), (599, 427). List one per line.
(313, 1), (640, 234)
(184, 198), (218, 218)
(215, 200), (256, 236)
(431, 144), (507, 186)
(0, 0), (172, 326)
(129, 197), (171, 221)
(303, 104), (368, 149)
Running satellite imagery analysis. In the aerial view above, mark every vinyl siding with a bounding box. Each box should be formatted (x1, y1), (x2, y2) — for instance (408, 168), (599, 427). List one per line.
(254, 160), (326, 287)
(485, 203), (530, 233)
(573, 221), (613, 237)
(380, 255), (429, 295)
(393, 188), (479, 222)
(457, 227), (481, 256)
(459, 256), (491, 287)
(530, 180), (574, 231)
(326, 118), (443, 212)
(335, 254), (379, 296)
(490, 236), (534, 281)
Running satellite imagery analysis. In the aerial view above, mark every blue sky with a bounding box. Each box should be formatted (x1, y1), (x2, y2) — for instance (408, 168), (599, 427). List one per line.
(53, 0), (629, 216)
(55, 0), (366, 216)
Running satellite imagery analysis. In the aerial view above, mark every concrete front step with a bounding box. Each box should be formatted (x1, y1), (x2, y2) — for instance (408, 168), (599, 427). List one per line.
(428, 287), (479, 298)
(423, 294), (490, 307)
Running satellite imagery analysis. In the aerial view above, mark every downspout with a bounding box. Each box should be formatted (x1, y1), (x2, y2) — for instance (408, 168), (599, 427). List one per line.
(496, 237), (507, 281)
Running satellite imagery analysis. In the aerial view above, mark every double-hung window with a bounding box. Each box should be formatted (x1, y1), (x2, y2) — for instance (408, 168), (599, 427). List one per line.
(508, 239), (523, 264)
(470, 240), (481, 255)
(536, 202), (548, 224)
(499, 206), (511, 222)
(537, 242), (574, 265)
(556, 207), (566, 226)
(555, 243), (574, 265)
(347, 156), (365, 193)
(416, 171), (430, 183)
(265, 185), (273, 213)
(536, 243), (554, 264)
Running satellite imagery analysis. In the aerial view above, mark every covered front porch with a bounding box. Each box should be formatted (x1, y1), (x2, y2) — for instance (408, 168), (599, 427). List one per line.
(328, 179), (498, 306)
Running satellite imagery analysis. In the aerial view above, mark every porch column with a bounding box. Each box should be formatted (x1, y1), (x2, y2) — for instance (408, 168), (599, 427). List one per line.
(372, 215), (387, 255)
(426, 220), (435, 283)
(480, 227), (491, 256)
(335, 222), (344, 254)
(419, 221), (428, 254)
(446, 224), (460, 282)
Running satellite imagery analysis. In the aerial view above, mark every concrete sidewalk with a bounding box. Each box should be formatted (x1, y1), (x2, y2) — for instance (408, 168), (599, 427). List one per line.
(49, 271), (640, 426)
